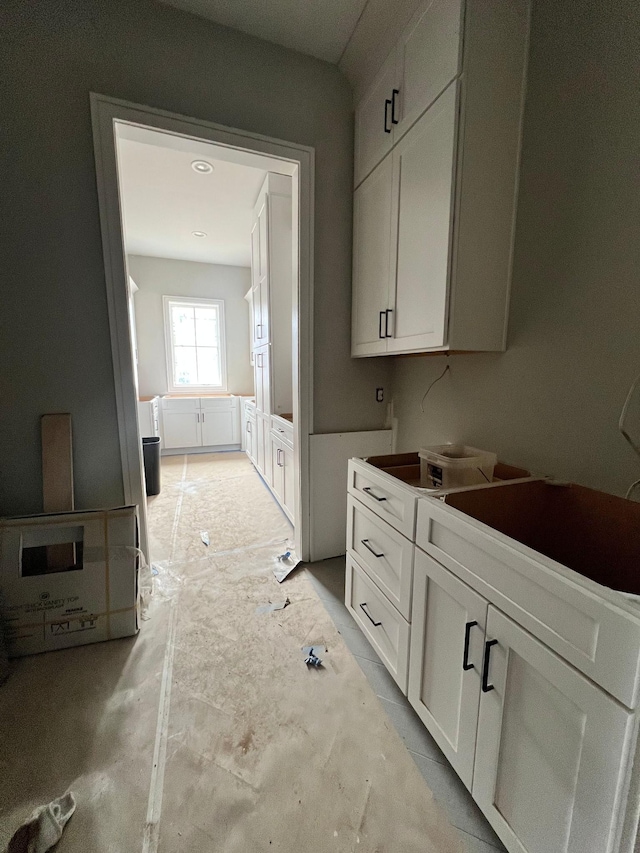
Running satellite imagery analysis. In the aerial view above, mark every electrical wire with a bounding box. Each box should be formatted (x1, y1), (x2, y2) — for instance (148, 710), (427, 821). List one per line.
(420, 364), (451, 413)
(619, 372), (640, 461)
(619, 372), (640, 500)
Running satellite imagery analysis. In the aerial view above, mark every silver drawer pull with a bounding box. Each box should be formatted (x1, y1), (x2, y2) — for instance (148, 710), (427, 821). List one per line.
(361, 538), (384, 558)
(363, 486), (387, 502)
(359, 602), (382, 627)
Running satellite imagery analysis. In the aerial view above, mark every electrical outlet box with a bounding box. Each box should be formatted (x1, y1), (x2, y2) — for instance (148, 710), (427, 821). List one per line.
(376, 388), (384, 403)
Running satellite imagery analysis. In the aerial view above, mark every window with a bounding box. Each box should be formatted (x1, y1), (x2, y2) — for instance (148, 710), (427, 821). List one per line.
(163, 297), (227, 392)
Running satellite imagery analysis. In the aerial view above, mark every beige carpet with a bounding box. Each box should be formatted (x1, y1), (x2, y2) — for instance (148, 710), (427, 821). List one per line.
(0, 452), (474, 852)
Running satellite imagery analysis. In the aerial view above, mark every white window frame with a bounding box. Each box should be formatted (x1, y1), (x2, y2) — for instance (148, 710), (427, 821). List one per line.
(163, 295), (228, 393)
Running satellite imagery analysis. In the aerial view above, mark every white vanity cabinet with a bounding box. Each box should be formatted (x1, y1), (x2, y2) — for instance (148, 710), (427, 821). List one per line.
(408, 548), (486, 788)
(161, 397), (240, 451)
(351, 0), (530, 357)
(161, 397), (201, 449)
(473, 607), (633, 853)
(346, 457), (640, 853)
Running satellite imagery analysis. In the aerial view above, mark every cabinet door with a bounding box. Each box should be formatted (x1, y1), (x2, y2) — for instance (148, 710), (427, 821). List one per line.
(162, 411), (200, 449)
(393, 0), (462, 143)
(387, 84), (457, 353)
(354, 49), (397, 187)
(201, 410), (234, 446)
(408, 549), (487, 789)
(257, 200), (270, 345)
(282, 442), (295, 522)
(256, 413), (265, 474)
(271, 435), (284, 503)
(137, 401), (153, 437)
(245, 418), (254, 462)
(351, 154), (393, 357)
(254, 345), (271, 415)
(256, 413), (272, 485)
(473, 607), (633, 853)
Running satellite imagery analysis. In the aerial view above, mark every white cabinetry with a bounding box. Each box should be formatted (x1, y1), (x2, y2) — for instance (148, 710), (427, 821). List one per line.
(353, 86), (457, 355)
(254, 343), (271, 415)
(409, 548), (486, 788)
(245, 173), (295, 525)
(352, 0), (530, 356)
(270, 421), (294, 523)
(473, 607), (633, 853)
(137, 397), (160, 438)
(162, 397), (201, 449)
(354, 0), (462, 187)
(354, 51), (397, 191)
(346, 457), (640, 853)
(244, 400), (257, 464)
(161, 397), (240, 451)
(200, 398), (239, 447)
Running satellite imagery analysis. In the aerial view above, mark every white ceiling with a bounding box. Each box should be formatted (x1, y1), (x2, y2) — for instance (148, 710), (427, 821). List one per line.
(158, 0), (369, 63)
(115, 126), (271, 267)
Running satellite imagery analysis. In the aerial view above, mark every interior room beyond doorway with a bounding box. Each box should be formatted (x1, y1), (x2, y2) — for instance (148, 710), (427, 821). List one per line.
(113, 121), (298, 565)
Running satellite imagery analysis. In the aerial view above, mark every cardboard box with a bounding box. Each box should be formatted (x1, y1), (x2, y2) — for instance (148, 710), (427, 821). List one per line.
(0, 506), (139, 657)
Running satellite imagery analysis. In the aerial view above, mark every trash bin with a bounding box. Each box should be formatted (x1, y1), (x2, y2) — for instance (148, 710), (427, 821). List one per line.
(142, 436), (161, 496)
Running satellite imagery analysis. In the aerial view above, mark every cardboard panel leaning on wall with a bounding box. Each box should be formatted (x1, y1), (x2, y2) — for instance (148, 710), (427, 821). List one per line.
(0, 0), (390, 517)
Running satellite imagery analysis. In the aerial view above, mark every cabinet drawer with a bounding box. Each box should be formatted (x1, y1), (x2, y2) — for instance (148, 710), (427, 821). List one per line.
(346, 553), (410, 693)
(162, 397), (199, 413)
(200, 397), (236, 411)
(271, 416), (293, 448)
(347, 495), (413, 620)
(417, 497), (640, 708)
(348, 458), (417, 540)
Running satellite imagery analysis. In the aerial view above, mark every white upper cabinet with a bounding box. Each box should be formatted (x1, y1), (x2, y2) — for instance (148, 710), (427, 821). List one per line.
(354, 51), (397, 190)
(353, 0), (462, 188)
(393, 0), (462, 142)
(351, 154), (393, 357)
(387, 84), (457, 353)
(351, 0), (530, 357)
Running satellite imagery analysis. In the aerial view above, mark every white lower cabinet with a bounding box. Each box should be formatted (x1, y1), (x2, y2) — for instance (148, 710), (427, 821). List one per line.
(346, 460), (640, 853)
(161, 397), (240, 450)
(408, 549), (487, 789)
(270, 431), (294, 523)
(346, 553), (410, 692)
(256, 412), (272, 485)
(162, 398), (201, 449)
(473, 607), (633, 853)
(409, 546), (634, 853)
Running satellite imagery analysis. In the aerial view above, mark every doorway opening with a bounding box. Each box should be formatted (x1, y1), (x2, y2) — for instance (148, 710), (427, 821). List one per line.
(91, 95), (314, 564)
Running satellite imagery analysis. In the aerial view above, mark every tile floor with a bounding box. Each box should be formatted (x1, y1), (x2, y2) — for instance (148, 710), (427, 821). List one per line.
(307, 558), (507, 853)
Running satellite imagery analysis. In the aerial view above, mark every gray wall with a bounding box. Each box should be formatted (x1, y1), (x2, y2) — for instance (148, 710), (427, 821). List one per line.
(128, 255), (253, 398)
(392, 0), (640, 497)
(0, 0), (390, 516)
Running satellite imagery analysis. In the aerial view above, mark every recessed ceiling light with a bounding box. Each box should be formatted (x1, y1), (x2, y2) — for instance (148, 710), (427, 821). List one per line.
(191, 160), (213, 174)
(192, 231), (207, 238)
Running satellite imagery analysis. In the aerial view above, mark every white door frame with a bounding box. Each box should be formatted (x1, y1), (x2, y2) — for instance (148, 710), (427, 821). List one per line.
(90, 92), (314, 561)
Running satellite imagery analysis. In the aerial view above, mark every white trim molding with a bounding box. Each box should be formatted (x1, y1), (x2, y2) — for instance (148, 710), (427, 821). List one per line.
(90, 92), (314, 561)
(162, 296), (228, 394)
